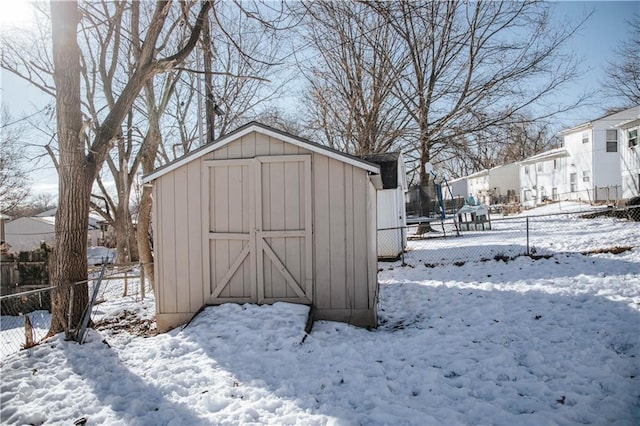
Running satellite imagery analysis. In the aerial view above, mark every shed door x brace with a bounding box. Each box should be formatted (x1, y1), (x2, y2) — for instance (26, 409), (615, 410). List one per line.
(203, 155), (313, 305)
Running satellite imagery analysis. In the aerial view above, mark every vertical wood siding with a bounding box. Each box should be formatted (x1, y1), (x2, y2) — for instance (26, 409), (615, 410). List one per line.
(312, 155), (372, 311)
(154, 130), (377, 330)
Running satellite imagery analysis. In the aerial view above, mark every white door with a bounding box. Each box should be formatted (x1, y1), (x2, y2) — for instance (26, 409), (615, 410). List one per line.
(204, 155), (313, 305)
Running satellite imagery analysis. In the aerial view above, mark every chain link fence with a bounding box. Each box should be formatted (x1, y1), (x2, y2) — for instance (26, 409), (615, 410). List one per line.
(379, 205), (640, 267)
(0, 263), (153, 360)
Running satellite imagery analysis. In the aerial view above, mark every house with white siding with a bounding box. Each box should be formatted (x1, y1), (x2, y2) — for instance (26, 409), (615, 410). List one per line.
(487, 163), (520, 204)
(466, 169), (490, 205)
(518, 148), (570, 208)
(561, 106), (640, 203)
(465, 163), (520, 206)
(4, 211), (106, 253)
(617, 116), (640, 200)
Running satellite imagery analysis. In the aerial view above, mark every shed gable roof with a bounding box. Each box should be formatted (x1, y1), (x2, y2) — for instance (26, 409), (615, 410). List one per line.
(143, 122), (380, 183)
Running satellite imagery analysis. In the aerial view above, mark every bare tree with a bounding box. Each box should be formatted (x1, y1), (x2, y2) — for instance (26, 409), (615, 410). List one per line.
(603, 12), (640, 107)
(439, 114), (559, 178)
(365, 1), (586, 199)
(47, 0), (211, 336)
(0, 108), (30, 213)
(300, 1), (411, 155)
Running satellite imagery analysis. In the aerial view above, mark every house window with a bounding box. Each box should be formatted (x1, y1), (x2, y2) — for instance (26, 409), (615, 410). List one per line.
(524, 165), (529, 175)
(552, 187), (558, 200)
(582, 131), (589, 144)
(553, 159), (558, 170)
(629, 129), (638, 148)
(524, 190), (532, 201)
(583, 171), (590, 182)
(606, 129), (617, 152)
(537, 163), (543, 173)
(570, 173), (577, 192)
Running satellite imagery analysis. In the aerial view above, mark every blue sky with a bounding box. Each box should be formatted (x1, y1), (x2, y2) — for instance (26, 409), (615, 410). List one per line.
(547, 1), (639, 124)
(0, 1), (638, 196)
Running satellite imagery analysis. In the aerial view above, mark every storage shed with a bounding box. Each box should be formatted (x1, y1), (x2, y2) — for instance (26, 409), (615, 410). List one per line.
(143, 122), (381, 332)
(361, 152), (408, 260)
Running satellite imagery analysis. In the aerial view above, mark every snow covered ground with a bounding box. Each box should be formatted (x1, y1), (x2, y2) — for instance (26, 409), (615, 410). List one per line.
(1, 203), (639, 425)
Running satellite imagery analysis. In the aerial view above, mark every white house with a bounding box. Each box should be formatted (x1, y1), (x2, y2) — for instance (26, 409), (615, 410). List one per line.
(561, 106), (640, 203)
(487, 163), (520, 204)
(518, 147), (570, 208)
(5, 212), (104, 252)
(616, 116), (640, 200)
(5, 216), (57, 252)
(466, 169), (489, 205)
(465, 163), (520, 206)
(362, 152), (408, 260)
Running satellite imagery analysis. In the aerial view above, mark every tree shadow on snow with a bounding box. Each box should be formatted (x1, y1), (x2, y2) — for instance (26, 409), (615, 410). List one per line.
(62, 335), (207, 425)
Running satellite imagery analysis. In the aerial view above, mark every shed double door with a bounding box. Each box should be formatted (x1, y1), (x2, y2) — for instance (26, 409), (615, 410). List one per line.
(204, 155), (313, 305)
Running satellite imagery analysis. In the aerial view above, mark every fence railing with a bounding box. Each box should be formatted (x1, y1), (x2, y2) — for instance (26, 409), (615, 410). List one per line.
(378, 205), (639, 267)
(0, 263), (153, 360)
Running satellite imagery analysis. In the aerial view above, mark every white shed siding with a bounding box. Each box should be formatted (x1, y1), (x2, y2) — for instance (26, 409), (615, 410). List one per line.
(376, 188), (406, 258)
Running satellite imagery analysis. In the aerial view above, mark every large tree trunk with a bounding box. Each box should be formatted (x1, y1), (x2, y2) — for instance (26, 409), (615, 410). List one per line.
(136, 106), (162, 288)
(47, 0), (211, 333)
(49, 0), (89, 336)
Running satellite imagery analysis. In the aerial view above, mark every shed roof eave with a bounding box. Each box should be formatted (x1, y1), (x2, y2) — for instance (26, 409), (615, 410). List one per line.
(142, 122), (380, 183)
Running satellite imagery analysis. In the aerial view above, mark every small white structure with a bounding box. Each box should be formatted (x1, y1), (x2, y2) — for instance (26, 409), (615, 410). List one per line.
(5, 217), (56, 252)
(465, 164), (520, 206)
(143, 122), (380, 332)
(456, 204), (491, 231)
(518, 148), (570, 209)
(5, 212), (104, 252)
(561, 106), (640, 203)
(616, 116), (640, 200)
(362, 152), (408, 259)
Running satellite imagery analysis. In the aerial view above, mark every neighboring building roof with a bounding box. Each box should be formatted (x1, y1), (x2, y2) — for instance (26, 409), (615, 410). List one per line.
(361, 152), (401, 189)
(518, 147), (570, 165)
(8, 215), (100, 230)
(0, 213), (11, 220)
(35, 208), (57, 217)
(615, 117), (640, 129)
(466, 169), (489, 179)
(561, 106), (640, 135)
(143, 122), (380, 183)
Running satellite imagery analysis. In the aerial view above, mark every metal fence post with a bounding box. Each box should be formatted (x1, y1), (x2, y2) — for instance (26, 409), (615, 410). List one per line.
(77, 263), (107, 344)
(526, 217), (530, 256)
